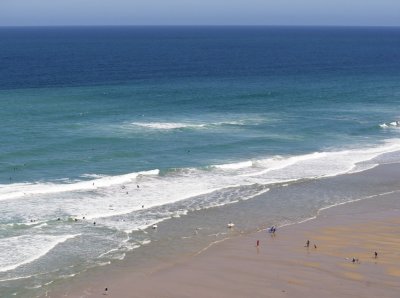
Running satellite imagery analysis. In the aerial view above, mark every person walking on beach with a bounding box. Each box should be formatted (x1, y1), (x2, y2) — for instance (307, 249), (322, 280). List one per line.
(305, 240), (310, 248)
(374, 251), (378, 258)
(256, 240), (260, 247)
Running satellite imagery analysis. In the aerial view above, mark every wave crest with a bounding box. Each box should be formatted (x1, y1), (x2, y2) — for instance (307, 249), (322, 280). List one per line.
(131, 122), (206, 130)
(130, 120), (248, 131)
(379, 120), (400, 128)
(213, 161), (253, 170)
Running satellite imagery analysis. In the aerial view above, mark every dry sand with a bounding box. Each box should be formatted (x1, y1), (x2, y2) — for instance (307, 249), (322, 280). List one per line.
(51, 195), (400, 298)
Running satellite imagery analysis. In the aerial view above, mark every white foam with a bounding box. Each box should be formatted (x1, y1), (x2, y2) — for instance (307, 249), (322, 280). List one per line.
(131, 122), (206, 130)
(316, 189), (400, 216)
(380, 121), (400, 128)
(2, 139), (400, 234)
(11, 220), (47, 227)
(130, 120), (248, 131)
(241, 188), (270, 201)
(80, 185), (224, 221)
(32, 223), (48, 229)
(80, 174), (107, 179)
(241, 152), (327, 177)
(0, 169), (159, 201)
(213, 160), (253, 170)
(210, 120), (247, 126)
(241, 140), (400, 181)
(0, 234), (79, 272)
(0, 274), (36, 282)
(348, 163), (379, 174)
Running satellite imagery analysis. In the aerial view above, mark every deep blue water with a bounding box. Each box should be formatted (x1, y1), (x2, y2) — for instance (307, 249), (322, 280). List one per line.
(1, 26), (400, 295)
(1, 26), (400, 89)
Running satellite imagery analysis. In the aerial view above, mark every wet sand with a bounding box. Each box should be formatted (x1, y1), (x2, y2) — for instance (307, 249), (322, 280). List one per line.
(52, 191), (400, 298)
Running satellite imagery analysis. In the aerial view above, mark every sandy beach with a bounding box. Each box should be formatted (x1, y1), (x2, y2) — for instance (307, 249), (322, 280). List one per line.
(48, 188), (400, 298)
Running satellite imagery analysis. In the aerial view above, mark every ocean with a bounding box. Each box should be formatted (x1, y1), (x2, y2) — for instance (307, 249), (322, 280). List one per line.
(1, 26), (400, 297)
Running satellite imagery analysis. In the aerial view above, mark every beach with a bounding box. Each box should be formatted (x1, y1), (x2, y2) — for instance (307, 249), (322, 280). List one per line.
(1, 26), (400, 297)
(47, 165), (400, 298)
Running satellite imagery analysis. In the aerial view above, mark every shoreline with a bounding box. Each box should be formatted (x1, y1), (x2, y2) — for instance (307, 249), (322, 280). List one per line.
(47, 171), (400, 297)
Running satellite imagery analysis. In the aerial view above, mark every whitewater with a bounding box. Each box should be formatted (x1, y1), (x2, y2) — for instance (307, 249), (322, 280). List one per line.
(1, 139), (400, 275)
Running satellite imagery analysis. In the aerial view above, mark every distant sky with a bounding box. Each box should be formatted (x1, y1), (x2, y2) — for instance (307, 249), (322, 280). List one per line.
(1, 0), (399, 26)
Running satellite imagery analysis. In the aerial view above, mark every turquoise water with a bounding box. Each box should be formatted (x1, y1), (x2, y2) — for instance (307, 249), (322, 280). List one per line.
(2, 76), (399, 183)
(1, 26), (400, 295)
